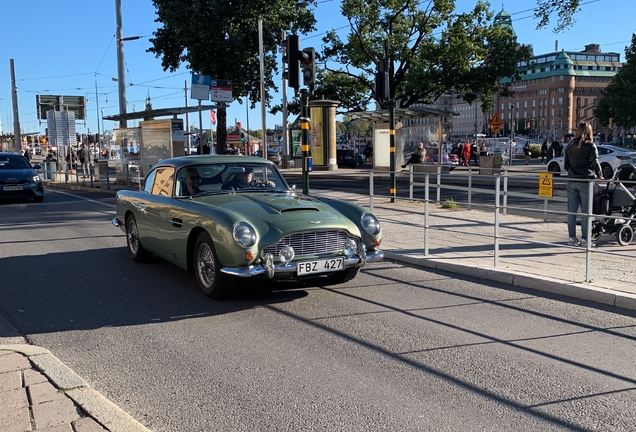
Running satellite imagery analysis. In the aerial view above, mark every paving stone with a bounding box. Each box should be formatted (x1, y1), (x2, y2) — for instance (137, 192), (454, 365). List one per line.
(1, 386), (28, 409)
(37, 424), (73, 431)
(23, 369), (48, 387)
(29, 382), (65, 405)
(31, 397), (82, 430)
(0, 404), (31, 432)
(0, 370), (21, 392)
(73, 416), (109, 431)
(0, 352), (30, 374)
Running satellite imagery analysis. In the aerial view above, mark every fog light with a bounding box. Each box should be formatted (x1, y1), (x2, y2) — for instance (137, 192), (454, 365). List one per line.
(279, 245), (295, 264)
(373, 239), (381, 247)
(245, 251), (255, 260)
(343, 239), (357, 256)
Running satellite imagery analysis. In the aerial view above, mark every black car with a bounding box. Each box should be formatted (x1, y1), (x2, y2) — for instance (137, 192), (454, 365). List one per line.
(252, 148), (281, 165)
(0, 152), (44, 202)
(337, 149), (357, 168)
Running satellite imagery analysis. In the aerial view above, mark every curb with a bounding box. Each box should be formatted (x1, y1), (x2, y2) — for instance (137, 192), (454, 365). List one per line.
(384, 251), (636, 311)
(0, 344), (151, 432)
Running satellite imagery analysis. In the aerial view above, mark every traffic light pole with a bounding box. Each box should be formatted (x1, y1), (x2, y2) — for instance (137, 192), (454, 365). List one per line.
(300, 89), (310, 195)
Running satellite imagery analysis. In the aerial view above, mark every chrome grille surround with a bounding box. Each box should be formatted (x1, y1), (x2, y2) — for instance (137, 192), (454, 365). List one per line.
(263, 230), (359, 258)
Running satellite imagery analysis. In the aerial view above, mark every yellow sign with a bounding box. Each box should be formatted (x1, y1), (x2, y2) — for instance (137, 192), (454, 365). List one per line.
(490, 112), (503, 134)
(539, 172), (553, 197)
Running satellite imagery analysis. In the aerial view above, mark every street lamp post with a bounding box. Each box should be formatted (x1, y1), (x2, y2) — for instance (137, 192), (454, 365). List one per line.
(115, 0), (128, 129)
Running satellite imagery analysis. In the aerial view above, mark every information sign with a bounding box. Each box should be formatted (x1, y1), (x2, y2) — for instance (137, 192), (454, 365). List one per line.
(210, 79), (233, 103)
(191, 74), (211, 100)
(539, 172), (553, 198)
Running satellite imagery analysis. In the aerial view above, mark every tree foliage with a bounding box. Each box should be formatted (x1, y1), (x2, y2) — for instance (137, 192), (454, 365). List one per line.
(534, 0), (581, 33)
(595, 34), (636, 130)
(314, 0), (531, 115)
(148, 0), (316, 153)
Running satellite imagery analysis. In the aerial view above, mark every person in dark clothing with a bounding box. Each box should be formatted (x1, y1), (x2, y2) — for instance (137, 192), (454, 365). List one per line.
(563, 122), (603, 247)
(551, 140), (563, 158)
(540, 140), (548, 164)
(523, 142), (531, 165)
(470, 142), (479, 166)
(401, 142), (426, 169)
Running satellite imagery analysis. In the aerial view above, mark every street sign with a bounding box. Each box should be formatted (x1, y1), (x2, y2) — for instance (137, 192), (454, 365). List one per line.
(490, 112), (503, 133)
(191, 74), (211, 100)
(539, 172), (553, 198)
(210, 79), (233, 102)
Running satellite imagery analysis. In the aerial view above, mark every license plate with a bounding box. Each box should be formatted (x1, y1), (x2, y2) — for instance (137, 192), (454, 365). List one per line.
(297, 257), (344, 276)
(3, 185), (22, 191)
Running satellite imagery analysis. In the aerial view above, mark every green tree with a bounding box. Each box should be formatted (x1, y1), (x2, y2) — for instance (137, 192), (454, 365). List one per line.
(595, 34), (636, 130)
(316, 0), (532, 114)
(148, 0), (316, 154)
(534, 0), (583, 33)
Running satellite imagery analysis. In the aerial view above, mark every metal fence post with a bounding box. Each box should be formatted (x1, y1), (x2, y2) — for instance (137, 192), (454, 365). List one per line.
(494, 176), (501, 267)
(436, 165), (441, 203)
(468, 167), (472, 210)
(424, 173), (430, 256)
(585, 179), (594, 282)
(409, 165), (414, 200)
(369, 171), (374, 213)
(503, 169), (508, 215)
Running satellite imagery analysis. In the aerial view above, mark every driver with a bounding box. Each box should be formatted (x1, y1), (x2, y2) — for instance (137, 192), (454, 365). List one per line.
(223, 165), (275, 190)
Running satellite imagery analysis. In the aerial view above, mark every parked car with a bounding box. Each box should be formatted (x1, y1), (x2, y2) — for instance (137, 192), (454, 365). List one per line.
(0, 152), (44, 202)
(112, 155), (384, 299)
(337, 148), (357, 168)
(252, 148), (281, 165)
(547, 145), (636, 178)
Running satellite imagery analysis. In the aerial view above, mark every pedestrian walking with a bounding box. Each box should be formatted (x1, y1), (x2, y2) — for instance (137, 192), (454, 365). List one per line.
(551, 140), (563, 158)
(470, 142), (479, 166)
(78, 144), (90, 177)
(23, 147), (32, 162)
(462, 142), (471, 166)
(401, 142), (426, 169)
(523, 142), (531, 165)
(564, 122), (603, 247)
(540, 140), (548, 163)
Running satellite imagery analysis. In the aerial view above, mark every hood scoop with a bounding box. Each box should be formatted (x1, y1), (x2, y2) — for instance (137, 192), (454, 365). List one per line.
(280, 207), (320, 213)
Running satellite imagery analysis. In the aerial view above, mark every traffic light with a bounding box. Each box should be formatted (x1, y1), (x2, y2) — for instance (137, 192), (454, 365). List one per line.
(375, 59), (389, 100)
(282, 34), (300, 90)
(301, 47), (315, 88)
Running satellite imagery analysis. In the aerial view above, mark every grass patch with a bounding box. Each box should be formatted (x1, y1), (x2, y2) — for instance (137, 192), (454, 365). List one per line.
(440, 198), (458, 209)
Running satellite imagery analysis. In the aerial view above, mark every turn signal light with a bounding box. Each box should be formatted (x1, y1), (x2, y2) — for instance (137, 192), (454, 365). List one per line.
(245, 252), (255, 260)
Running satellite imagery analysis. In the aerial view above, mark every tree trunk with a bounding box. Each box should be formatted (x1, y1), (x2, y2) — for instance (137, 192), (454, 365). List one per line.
(217, 106), (228, 154)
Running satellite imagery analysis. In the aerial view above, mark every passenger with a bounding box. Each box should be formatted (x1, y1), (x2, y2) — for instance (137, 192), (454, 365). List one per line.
(401, 142), (426, 169)
(223, 165), (275, 190)
(182, 167), (202, 196)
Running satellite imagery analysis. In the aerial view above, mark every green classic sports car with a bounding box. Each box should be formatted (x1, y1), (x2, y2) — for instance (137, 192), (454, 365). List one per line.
(112, 155), (383, 299)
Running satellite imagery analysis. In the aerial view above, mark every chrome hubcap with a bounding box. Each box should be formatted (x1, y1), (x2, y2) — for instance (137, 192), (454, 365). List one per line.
(197, 243), (216, 288)
(128, 221), (139, 254)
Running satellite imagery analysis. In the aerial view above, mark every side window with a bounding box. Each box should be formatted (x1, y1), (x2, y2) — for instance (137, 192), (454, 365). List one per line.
(150, 167), (175, 196)
(143, 170), (157, 193)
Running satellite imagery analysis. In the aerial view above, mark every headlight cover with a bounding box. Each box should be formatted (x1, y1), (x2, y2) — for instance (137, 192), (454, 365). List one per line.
(31, 175), (41, 183)
(361, 213), (381, 236)
(233, 222), (257, 248)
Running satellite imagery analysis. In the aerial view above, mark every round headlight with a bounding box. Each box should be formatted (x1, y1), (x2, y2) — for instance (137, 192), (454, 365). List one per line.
(279, 245), (295, 264)
(31, 175), (41, 182)
(233, 222), (256, 248)
(361, 213), (381, 236)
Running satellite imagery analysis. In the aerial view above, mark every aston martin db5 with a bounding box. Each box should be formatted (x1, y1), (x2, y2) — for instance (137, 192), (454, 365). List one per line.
(112, 155), (383, 299)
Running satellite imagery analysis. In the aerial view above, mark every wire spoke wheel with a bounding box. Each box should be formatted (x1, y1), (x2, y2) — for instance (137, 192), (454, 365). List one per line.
(194, 232), (234, 299)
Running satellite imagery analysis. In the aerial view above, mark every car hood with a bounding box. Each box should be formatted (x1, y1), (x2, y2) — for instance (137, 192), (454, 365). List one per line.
(0, 168), (36, 181)
(194, 192), (361, 234)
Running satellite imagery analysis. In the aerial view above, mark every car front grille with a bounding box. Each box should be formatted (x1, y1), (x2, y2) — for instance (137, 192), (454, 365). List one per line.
(263, 230), (359, 257)
(0, 179), (30, 185)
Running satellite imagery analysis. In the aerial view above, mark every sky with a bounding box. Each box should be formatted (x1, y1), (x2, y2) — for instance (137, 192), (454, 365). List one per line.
(0, 0), (633, 138)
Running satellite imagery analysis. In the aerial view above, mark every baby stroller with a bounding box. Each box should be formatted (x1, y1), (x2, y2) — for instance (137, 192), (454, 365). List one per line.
(591, 164), (636, 246)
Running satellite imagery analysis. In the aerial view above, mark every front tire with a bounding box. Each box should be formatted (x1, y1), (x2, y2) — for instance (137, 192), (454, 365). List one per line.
(547, 162), (561, 176)
(126, 214), (152, 262)
(616, 224), (633, 246)
(193, 232), (235, 299)
(324, 266), (360, 285)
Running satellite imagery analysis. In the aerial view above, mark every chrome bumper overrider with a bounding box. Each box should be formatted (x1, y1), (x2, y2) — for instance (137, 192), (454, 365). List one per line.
(221, 250), (384, 278)
(112, 217), (122, 227)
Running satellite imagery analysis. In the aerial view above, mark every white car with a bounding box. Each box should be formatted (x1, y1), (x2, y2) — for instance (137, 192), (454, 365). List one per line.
(547, 145), (636, 178)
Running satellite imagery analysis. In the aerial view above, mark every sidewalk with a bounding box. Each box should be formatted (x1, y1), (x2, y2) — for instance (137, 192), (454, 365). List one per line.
(0, 344), (150, 432)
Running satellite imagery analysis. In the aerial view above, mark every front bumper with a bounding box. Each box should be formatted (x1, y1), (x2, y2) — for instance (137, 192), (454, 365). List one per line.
(221, 247), (384, 278)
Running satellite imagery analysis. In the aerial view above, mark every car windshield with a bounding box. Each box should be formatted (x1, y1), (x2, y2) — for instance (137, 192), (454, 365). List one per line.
(174, 161), (289, 197)
(0, 155), (30, 169)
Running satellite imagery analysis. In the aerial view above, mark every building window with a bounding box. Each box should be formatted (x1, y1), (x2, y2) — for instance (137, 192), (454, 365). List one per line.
(524, 101), (528, 108)
(558, 97), (563, 106)
(576, 97), (580, 106)
(532, 100), (536, 108)
(593, 98), (597, 106)
(551, 98), (555, 106)
(560, 75), (564, 80)
(558, 108), (562, 116)
(584, 109), (588, 116)
(558, 120), (562, 129)
(516, 102), (520, 109)
(584, 98), (588, 105)
(501, 103), (504, 111)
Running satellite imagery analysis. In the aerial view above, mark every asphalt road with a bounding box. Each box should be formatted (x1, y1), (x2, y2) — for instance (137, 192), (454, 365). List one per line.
(1, 187), (635, 431)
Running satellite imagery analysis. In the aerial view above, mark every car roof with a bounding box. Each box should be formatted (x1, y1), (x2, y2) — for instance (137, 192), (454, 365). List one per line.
(604, 145), (636, 152)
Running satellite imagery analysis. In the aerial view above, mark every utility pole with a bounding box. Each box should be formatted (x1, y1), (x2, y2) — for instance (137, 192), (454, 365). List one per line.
(258, 18), (267, 158)
(95, 78), (100, 155)
(10, 59), (21, 153)
(115, 0), (127, 128)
